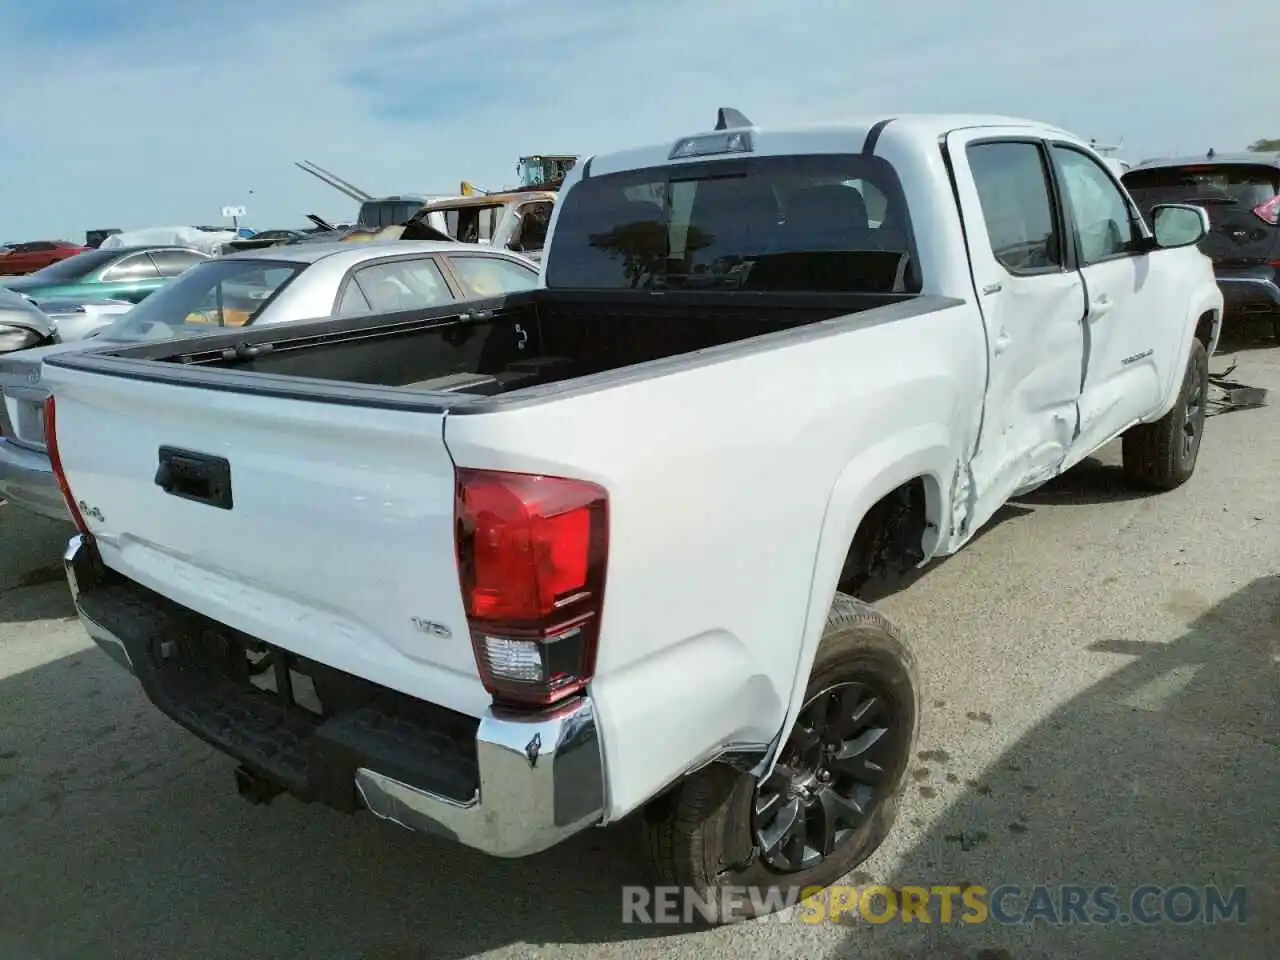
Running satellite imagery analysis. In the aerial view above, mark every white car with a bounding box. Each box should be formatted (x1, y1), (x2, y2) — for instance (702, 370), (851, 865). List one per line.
(43, 110), (1220, 922)
(0, 240), (539, 521)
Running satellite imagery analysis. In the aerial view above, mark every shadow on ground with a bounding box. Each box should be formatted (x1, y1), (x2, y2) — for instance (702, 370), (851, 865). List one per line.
(0, 638), (672, 959)
(0, 503), (77, 623)
(827, 575), (1280, 960)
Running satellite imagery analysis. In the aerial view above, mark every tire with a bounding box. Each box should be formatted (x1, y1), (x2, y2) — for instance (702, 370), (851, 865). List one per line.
(1121, 338), (1209, 491)
(640, 593), (919, 925)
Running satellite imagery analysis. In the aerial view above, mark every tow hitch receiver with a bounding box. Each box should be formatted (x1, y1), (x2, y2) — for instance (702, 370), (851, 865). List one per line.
(234, 765), (284, 806)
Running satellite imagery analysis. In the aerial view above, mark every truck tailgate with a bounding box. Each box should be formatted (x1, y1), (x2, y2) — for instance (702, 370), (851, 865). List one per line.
(43, 363), (489, 718)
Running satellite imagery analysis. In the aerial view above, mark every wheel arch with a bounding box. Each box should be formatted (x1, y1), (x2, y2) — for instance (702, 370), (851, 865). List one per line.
(755, 429), (953, 780)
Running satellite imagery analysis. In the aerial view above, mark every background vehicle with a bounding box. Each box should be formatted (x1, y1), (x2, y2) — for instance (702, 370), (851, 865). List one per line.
(33, 299), (135, 342)
(0, 286), (53, 356)
(41, 112), (1220, 922)
(101, 226), (237, 257)
(377, 191), (557, 260)
(0, 240), (539, 522)
(356, 195), (430, 229)
(0, 246), (209, 304)
(85, 228), (122, 248)
(1123, 154), (1280, 337)
(0, 240), (88, 276)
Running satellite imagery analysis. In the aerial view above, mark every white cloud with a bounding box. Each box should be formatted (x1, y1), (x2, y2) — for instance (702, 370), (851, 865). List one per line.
(0, 0), (1272, 240)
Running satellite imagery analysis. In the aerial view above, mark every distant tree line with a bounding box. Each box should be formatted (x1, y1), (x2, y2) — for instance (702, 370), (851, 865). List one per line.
(1247, 138), (1280, 152)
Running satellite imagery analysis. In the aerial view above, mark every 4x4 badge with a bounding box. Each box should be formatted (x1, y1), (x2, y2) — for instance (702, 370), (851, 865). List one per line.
(410, 617), (451, 639)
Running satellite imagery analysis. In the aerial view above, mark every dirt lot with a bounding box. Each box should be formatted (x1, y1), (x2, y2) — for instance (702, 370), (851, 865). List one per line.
(1, 346), (1277, 960)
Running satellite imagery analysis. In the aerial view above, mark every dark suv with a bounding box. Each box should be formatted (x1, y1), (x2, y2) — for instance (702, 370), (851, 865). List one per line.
(1123, 154), (1280, 336)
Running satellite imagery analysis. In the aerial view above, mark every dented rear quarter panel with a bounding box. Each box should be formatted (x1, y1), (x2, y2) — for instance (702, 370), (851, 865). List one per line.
(441, 294), (986, 821)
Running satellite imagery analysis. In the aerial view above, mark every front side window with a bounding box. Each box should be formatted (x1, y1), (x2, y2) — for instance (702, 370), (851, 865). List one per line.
(967, 141), (1063, 274)
(454, 205), (505, 243)
(511, 201), (553, 252)
(101, 258), (304, 339)
(1052, 146), (1139, 265)
(545, 154), (918, 293)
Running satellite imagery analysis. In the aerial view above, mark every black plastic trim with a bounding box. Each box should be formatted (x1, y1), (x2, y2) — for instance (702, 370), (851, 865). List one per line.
(862, 118), (895, 155)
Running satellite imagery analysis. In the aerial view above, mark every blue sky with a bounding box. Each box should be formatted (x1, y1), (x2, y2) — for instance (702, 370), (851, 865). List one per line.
(0, 0), (1273, 241)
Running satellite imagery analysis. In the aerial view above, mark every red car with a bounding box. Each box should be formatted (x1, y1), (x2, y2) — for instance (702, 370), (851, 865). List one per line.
(0, 240), (88, 276)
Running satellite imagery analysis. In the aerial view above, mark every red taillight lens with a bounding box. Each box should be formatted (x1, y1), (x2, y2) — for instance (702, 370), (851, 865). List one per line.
(1252, 196), (1280, 225)
(43, 396), (90, 534)
(455, 467), (608, 707)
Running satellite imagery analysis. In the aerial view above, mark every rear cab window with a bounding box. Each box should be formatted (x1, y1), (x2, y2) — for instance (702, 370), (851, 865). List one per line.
(545, 154), (919, 293)
(1122, 163), (1280, 264)
(1123, 164), (1280, 219)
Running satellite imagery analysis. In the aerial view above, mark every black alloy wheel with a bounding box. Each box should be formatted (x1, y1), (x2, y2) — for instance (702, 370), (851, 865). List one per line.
(752, 679), (901, 873)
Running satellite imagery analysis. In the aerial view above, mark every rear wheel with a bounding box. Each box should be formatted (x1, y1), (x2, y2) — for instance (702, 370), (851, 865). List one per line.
(1121, 338), (1208, 491)
(640, 593), (918, 924)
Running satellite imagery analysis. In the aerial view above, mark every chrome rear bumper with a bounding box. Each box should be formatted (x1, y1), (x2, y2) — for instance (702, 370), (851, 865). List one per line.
(64, 533), (607, 858)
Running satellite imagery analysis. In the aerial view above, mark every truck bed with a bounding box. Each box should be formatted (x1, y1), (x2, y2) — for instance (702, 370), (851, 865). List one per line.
(46, 288), (932, 406)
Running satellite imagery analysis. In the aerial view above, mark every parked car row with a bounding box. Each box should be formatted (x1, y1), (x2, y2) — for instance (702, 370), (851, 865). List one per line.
(21, 108), (1227, 923)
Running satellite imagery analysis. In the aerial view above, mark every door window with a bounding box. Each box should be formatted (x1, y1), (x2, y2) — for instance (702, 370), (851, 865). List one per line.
(148, 249), (208, 277)
(966, 141), (1063, 274)
(511, 201), (552, 252)
(1051, 146), (1139, 265)
(448, 255), (539, 298)
(345, 257), (453, 314)
(102, 253), (161, 282)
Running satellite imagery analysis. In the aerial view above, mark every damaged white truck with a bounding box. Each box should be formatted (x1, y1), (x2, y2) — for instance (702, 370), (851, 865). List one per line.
(44, 110), (1221, 921)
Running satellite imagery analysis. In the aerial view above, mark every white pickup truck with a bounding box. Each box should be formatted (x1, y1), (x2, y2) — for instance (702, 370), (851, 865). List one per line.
(43, 110), (1221, 921)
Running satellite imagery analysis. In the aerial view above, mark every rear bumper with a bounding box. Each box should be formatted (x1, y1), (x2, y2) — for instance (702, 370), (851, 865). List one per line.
(1216, 269), (1280, 318)
(64, 534), (607, 858)
(0, 438), (70, 522)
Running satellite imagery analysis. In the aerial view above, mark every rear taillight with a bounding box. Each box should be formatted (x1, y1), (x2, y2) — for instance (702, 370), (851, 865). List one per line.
(454, 467), (608, 707)
(1252, 195), (1280, 225)
(43, 396), (89, 534)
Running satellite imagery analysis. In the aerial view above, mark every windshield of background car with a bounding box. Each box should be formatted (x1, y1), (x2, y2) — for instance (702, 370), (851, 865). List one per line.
(544, 154), (919, 292)
(1123, 164), (1280, 216)
(101, 258), (304, 341)
(26, 249), (118, 282)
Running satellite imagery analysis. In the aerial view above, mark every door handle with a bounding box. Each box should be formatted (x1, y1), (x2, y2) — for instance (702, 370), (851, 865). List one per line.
(1088, 295), (1113, 321)
(993, 330), (1011, 356)
(155, 446), (234, 509)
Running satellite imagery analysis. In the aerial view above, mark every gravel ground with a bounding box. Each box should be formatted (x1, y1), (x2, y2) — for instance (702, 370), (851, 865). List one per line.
(1, 346), (1277, 960)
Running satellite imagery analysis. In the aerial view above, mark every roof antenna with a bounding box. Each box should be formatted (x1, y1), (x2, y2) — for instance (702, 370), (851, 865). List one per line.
(1207, 147), (1215, 159)
(715, 107), (752, 130)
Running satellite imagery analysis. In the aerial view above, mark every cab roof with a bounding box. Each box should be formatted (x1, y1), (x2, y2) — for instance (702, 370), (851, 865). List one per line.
(578, 111), (1079, 179)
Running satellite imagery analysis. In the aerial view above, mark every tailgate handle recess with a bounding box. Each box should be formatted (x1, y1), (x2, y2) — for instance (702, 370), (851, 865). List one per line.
(154, 446), (234, 510)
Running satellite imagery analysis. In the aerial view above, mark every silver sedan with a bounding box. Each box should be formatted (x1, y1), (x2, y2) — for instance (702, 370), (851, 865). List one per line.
(0, 239), (541, 522)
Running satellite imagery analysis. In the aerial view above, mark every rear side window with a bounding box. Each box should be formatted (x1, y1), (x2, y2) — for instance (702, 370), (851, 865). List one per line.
(448, 255), (538, 298)
(102, 253), (161, 282)
(1123, 164), (1280, 218)
(348, 258), (453, 313)
(546, 154), (918, 293)
(966, 141), (1063, 274)
(149, 249), (207, 276)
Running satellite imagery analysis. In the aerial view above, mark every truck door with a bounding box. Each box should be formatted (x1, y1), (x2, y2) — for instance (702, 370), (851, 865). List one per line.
(944, 131), (1088, 536)
(1046, 143), (1170, 459)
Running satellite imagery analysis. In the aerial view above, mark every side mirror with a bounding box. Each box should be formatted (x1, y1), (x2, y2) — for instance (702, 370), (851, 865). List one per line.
(1151, 204), (1209, 249)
